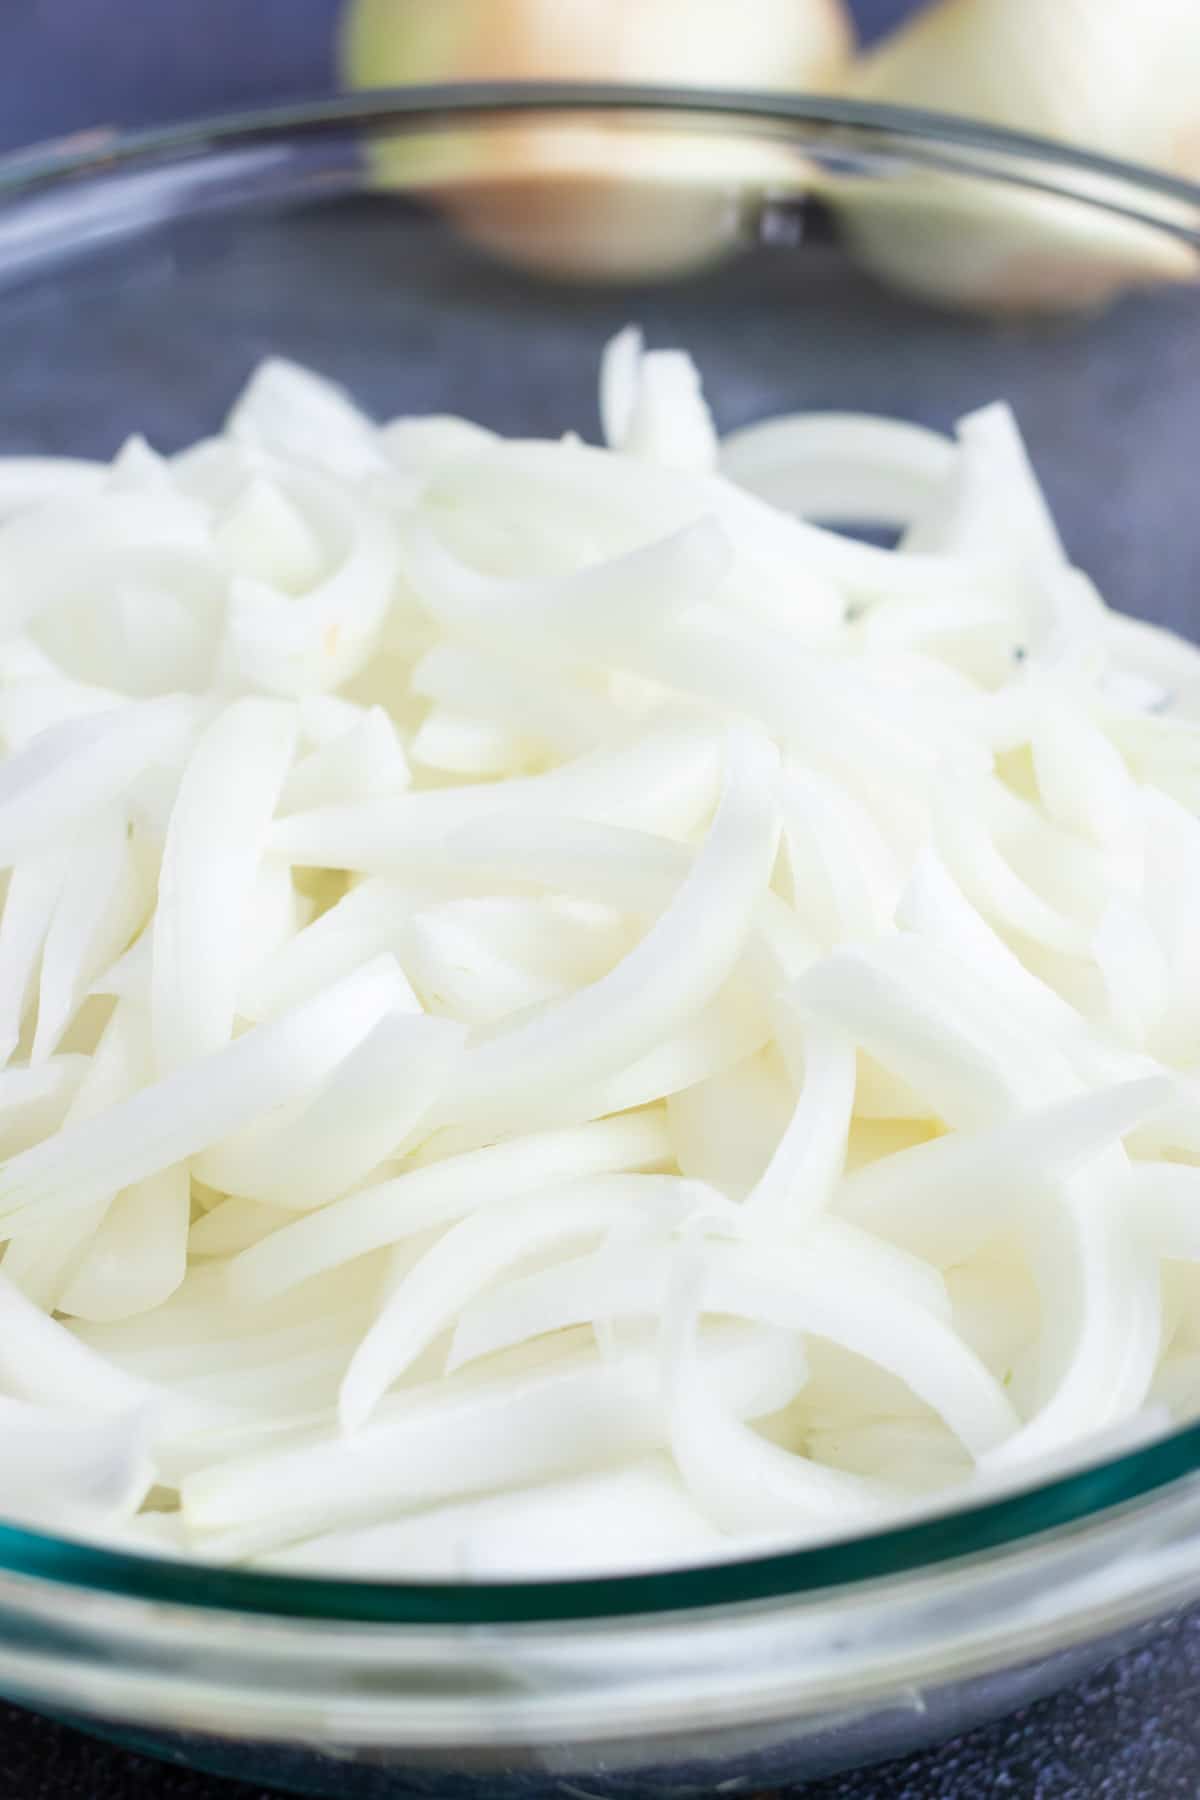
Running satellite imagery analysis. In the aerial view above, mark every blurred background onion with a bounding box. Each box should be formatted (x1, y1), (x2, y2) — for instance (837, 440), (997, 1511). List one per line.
(341, 0), (854, 280)
(2, 3), (1195, 309)
(836, 0), (1200, 311)
(342, 0), (1200, 310)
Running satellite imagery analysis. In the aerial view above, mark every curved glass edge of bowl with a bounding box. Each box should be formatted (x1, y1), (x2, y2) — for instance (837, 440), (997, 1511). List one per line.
(0, 84), (1196, 1626)
(0, 84), (1199, 240)
(3, 1419), (1200, 1625)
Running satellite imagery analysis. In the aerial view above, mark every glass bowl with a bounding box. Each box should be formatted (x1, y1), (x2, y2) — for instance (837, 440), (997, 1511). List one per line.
(2, 87), (1200, 1799)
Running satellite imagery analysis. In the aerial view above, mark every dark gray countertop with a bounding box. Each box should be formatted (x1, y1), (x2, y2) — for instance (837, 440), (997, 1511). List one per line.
(1, 3), (1198, 1795)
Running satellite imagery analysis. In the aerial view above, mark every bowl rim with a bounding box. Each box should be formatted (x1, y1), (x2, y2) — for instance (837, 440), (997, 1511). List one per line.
(1, 83), (1199, 1628)
(6, 1421), (1200, 1625)
(2, 81), (1200, 229)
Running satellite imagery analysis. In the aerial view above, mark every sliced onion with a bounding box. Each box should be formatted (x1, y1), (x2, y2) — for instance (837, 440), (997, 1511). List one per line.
(0, 850), (69, 1065)
(445, 814), (816, 982)
(0, 457), (105, 519)
(404, 898), (630, 1027)
(932, 763), (1094, 958)
(779, 767), (900, 947)
(446, 728), (779, 1115)
(410, 707), (540, 779)
(0, 1395), (154, 1525)
(740, 1005), (856, 1239)
(151, 698), (297, 1071)
(430, 435), (1000, 609)
(194, 1011), (465, 1210)
(228, 1110), (672, 1303)
(58, 1164), (190, 1323)
(220, 474), (399, 698)
(214, 475), (326, 594)
(181, 1325), (798, 1543)
(412, 643), (623, 760)
(722, 412), (953, 529)
(601, 332), (719, 474)
(1093, 897), (1170, 1052)
(33, 811), (144, 1063)
(431, 980), (773, 1149)
(982, 1171), (1161, 1469)
(840, 1075), (1171, 1263)
(449, 1232), (1013, 1457)
(188, 1196), (292, 1259)
(668, 1048), (793, 1201)
(0, 1272), (153, 1415)
(0, 492), (209, 639)
(0, 673), (122, 750)
(398, 509), (731, 661)
(0, 955), (413, 1231)
(0, 1057), (85, 1157)
(0, 334), (1196, 1574)
(0, 697), (198, 869)
(1128, 1163), (1200, 1262)
(793, 935), (1081, 1132)
(339, 1173), (713, 1430)
(237, 878), (417, 1023)
(269, 716), (725, 869)
(226, 358), (384, 482)
(260, 1455), (726, 1578)
(280, 706), (410, 814)
(1029, 679), (1139, 851)
(661, 1256), (890, 1535)
(905, 401), (1064, 580)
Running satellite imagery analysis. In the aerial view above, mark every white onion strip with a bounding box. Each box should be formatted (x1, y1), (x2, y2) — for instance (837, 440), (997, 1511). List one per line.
(0, 1395), (154, 1525)
(194, 1011), (465, 1210)
(269, 717), (725, 870)
(722, 412), (954, 529)
(181, 1326), (798, 1543)
(740, 1007), (856, 1240)
(58, 1163), (190, 1323)
(840, 1076), (1171, 1263)
(227, 1110), (672, 1304)
(448, 1235), (1015, 1458)
(662, 1256), (891, 1534)
(0, 698), (197, 868)
(33, 812), (143, 1063)
(446, 728), (780, 1115)
(0, 955), (411, 1232)
(983, 1174), (1161, 1469)
(151, 697), (297, 1071)
(339, 1174), (715, 1430)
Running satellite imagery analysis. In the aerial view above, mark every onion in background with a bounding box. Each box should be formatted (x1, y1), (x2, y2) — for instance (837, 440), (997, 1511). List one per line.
(834, 0), (1200, 313)
(344, 0), (1200, 313)
(340, 0), (853, 281)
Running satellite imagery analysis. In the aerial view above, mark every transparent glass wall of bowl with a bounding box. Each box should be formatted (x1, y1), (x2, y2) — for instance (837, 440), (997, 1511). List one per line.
(2, 1482), (1200, 1759)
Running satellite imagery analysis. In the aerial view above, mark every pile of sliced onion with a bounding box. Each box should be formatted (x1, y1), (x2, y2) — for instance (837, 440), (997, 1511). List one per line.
(1, 334), (1198, 1578)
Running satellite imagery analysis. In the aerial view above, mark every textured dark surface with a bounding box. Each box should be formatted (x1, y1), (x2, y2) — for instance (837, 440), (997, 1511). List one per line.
(1, 2), (1198, 1796)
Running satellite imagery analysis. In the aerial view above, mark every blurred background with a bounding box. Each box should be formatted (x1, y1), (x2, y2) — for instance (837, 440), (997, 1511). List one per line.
(0, 2), (915, 152)
(6, 0), (1198, 318)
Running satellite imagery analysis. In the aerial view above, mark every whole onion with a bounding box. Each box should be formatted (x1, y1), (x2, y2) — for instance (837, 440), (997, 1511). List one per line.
(834, 0), (1200, 314)
(340, 0), (854, 282)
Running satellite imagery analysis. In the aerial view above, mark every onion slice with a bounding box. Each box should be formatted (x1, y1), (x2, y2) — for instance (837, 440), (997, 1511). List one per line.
(228, 1109), (672, 1303)
(152, 697), (297, 1071)
(447, 728), (780, 1115)
(0, 955), (412, 1231)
